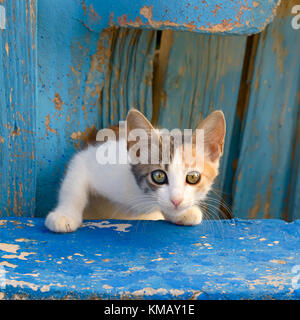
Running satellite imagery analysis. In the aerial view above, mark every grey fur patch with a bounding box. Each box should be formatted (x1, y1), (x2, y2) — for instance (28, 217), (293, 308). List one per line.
(131, 164), (160, 192)
(130, 132), (183, 194)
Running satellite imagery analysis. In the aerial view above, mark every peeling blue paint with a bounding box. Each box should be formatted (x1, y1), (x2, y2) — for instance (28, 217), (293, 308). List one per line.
(82, 0), (281, 35)
(0, 218), (299, 299)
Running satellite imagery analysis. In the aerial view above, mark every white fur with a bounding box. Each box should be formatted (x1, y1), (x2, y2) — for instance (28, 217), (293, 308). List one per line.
(45, 138), (205, 233)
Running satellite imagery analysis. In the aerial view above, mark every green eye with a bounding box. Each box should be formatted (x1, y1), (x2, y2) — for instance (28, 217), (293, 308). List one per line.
(151, 170), (167, 185)
(186, 171), (201, 185)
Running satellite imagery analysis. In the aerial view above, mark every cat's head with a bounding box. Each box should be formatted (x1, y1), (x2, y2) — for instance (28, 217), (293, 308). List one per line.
(126, 109), (226, 219)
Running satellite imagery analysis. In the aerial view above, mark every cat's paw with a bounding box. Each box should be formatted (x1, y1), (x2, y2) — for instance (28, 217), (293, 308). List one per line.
(45, 210), (82, 233)
(168, 206), (203, 226)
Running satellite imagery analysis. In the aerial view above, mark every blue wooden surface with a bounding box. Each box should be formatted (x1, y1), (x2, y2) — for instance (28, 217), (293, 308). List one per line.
(233, 2), (300, 221)
(0, 0), (37, 217)
(0, 218), (299, 300)
(82, 0), (281, 35)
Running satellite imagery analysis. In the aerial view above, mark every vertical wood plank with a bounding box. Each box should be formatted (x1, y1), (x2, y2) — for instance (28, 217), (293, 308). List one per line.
(35, 0), (102, 216)
(0, 0), (37, 217)
(233, 1), (300, 220)
(100, 28), (157, 127)
(155, 31), (247, 217)
(284, 113), (300, 221)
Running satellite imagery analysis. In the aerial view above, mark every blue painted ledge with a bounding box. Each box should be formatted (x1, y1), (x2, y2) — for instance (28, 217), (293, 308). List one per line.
(82, 0), (281, 35)
(0, 218), (299, 300)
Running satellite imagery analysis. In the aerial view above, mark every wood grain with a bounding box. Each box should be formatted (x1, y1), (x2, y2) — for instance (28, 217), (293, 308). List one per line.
(0, 0), (37, 217)
(233, 1), (300, 220)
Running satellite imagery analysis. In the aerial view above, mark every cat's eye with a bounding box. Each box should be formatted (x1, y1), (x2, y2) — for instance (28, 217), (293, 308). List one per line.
(151, 170), (168, 185)
(186, 171), (201, 185)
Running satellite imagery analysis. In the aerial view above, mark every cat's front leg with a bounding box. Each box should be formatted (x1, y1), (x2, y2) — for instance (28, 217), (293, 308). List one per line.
(45, 153), (90, 233)
(164, 206), (203, 226)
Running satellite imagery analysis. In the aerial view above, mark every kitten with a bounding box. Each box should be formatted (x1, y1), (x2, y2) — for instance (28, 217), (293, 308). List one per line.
(45, 109), (226, 232)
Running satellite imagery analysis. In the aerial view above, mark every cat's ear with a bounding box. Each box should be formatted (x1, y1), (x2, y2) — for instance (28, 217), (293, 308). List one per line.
(126, 109), (154, 134)
(126, 109), (158, 152)
(195, 110), (226, 162)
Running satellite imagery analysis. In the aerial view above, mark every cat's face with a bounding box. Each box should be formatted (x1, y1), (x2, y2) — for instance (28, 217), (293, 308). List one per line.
(127, 109), (225, 219)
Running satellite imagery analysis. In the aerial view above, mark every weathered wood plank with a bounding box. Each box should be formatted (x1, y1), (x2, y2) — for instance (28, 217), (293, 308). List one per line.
(81, 0), (281, 35)
(100, 28), (157, 128)
(0, 0), (37, 217)
(1, 217), (300, 299)
(233, 1), (300, 220)
(155, 31), (247, 217)
(284, 113), (300, 221)
(35, 0), (102, 216)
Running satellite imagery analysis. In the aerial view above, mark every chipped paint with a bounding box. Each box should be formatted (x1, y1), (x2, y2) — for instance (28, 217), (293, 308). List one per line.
(14, 238), (36, 243)
(131, 287), (169, 297)
(0, 218), (299, 299)
(2, 252), (36, 261)
(5, 279), (39, 292)
(82, 221), (132, 232)
(0, 261), (17, 269)
(270, 259), (287, 265)
(85, 260), (95, 264)
(0, 243), (20, 254)
(102, 284), (113, 290)
(192, 243), (202, 246)
(21, 273), (40, 278)
(169, 289), (185, 296)
(115, 5), (242, 33)
(40, 285), (51, 292)
(151, 257), (165, 262)
(84, 0), (281, 35)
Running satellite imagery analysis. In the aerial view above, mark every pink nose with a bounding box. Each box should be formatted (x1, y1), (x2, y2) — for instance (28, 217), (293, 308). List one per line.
(171, 198), (183, 208)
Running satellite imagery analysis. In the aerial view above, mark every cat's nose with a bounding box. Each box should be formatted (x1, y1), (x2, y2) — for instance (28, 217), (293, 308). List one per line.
(171, 198), (183, 208)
